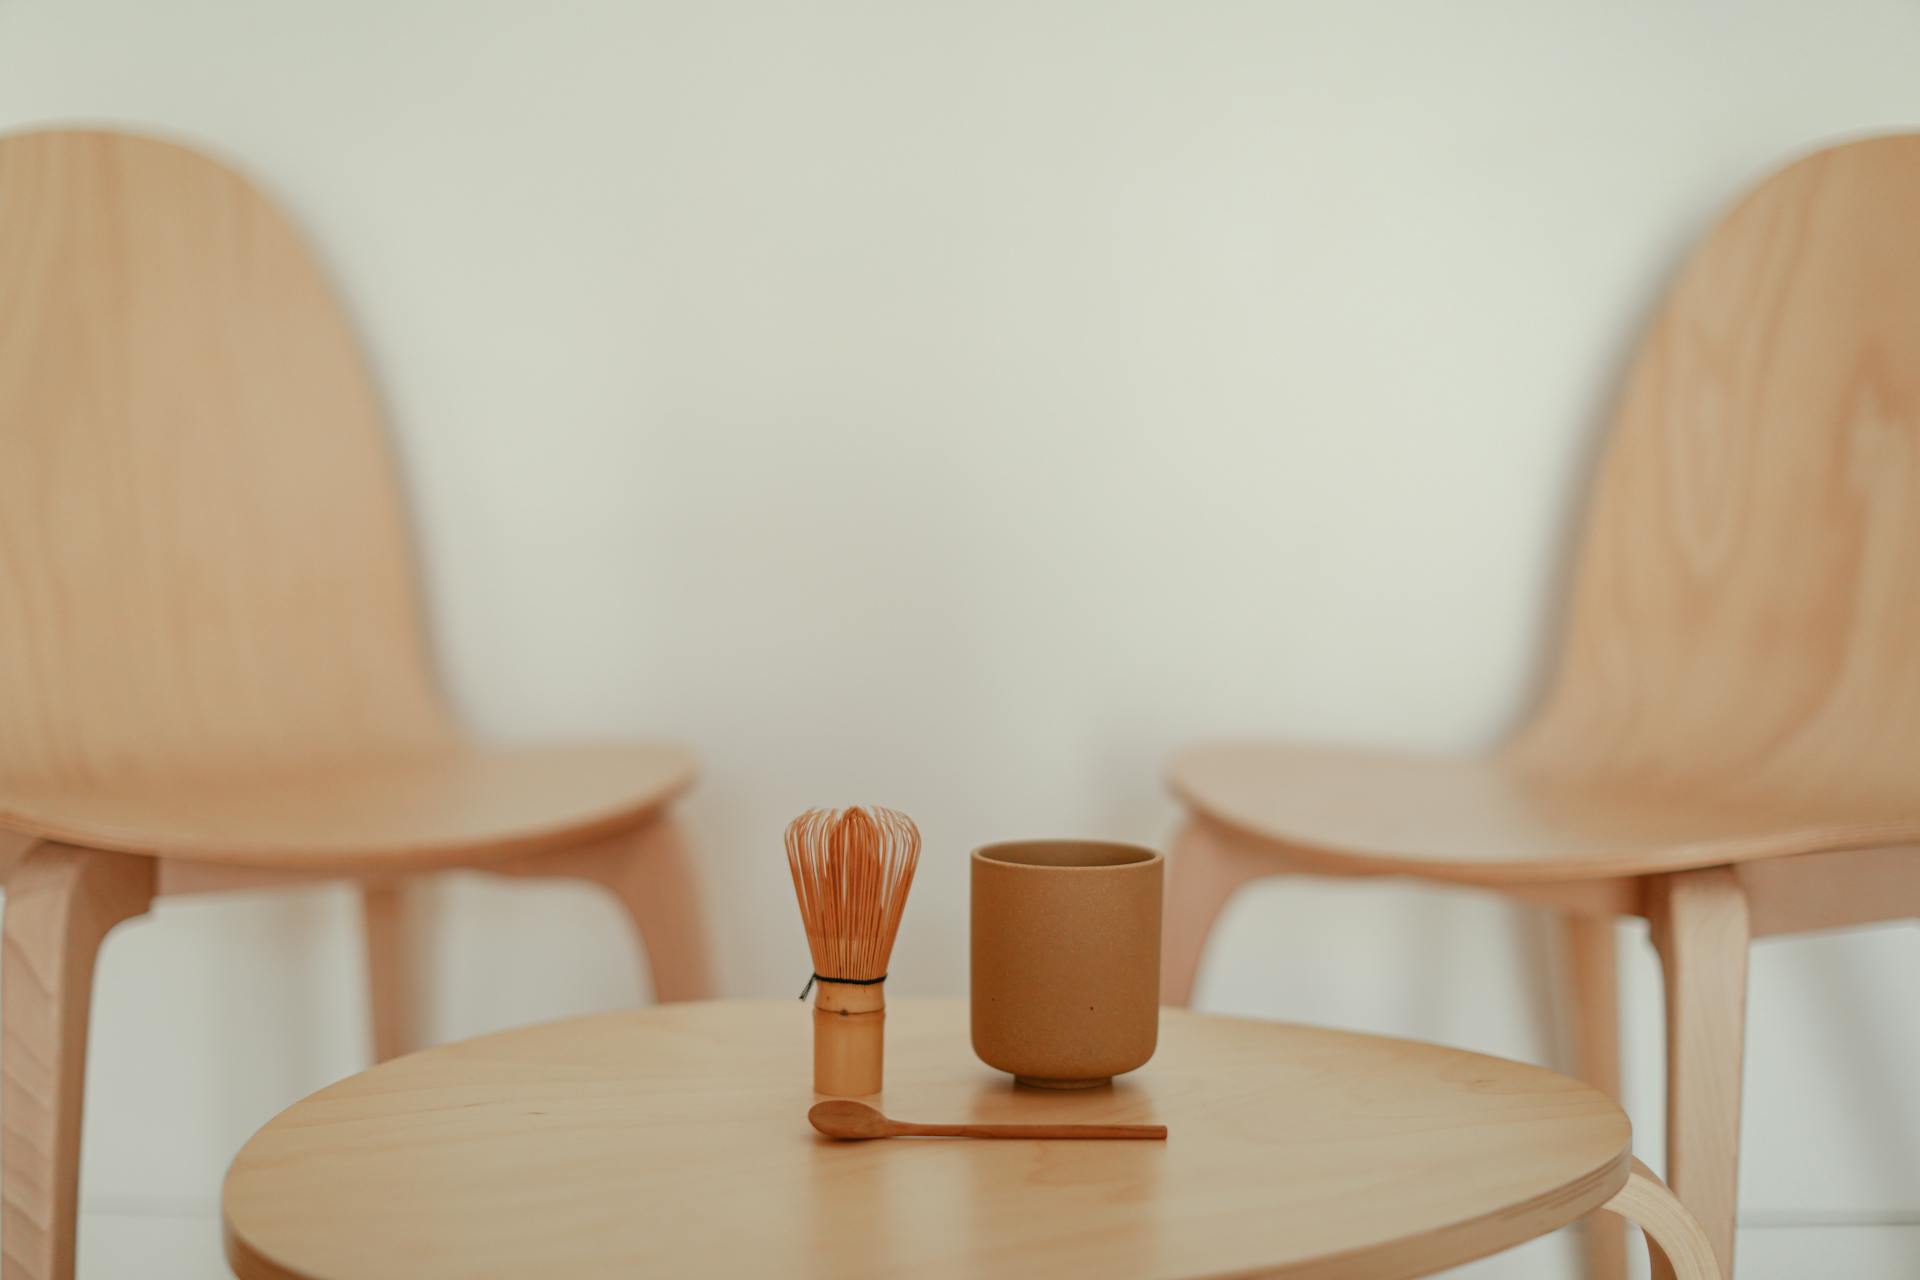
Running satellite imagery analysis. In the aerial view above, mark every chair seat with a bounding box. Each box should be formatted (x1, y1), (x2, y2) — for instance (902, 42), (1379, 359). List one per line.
(0, 743), (695, 870)
(1170, 742), (1920, 884)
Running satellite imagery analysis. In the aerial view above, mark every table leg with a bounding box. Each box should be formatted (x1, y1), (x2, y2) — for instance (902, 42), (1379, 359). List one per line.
(1598, 1157), (1723, 1280)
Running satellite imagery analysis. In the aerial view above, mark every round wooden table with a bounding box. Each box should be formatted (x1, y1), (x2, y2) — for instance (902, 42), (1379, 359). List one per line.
(222, 1000), (1716, 1279)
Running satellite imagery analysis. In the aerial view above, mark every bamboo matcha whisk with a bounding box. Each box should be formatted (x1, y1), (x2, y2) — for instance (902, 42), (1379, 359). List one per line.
(786, 806), (920, 1096)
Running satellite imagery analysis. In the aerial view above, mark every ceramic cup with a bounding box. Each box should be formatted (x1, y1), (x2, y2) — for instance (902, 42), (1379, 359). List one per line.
(970, 839), (1163, 1089)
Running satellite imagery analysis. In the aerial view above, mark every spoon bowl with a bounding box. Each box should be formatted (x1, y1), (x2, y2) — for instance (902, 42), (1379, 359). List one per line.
(809, 1100), (895, 1140)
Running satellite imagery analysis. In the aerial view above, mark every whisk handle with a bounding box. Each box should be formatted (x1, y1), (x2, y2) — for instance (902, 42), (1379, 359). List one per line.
(813, 979), (885, 1096)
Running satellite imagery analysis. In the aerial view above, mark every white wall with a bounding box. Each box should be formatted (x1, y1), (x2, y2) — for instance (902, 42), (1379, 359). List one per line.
(2, 2), (1917, 1276)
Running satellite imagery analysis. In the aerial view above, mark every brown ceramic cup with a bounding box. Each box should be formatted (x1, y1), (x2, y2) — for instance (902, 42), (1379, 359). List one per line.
(970, 839), (1163, 1089)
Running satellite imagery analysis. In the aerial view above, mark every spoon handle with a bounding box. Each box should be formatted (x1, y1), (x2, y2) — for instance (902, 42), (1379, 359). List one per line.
(891, 1121), (1166, 1140)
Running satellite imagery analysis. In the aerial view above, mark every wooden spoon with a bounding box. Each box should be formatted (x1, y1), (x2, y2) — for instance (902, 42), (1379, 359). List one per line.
(809, 1099), (1166, 1141)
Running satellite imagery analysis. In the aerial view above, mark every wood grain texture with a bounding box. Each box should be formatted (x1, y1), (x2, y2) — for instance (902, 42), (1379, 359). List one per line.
(1516, 133), (1920, 815)
(1166, 132), (1920, 1280)
(0, 128), (448, 789)
(0, 127), (712, 1273)
(1599, 1159), (1723, 1280)
(1, 844), (153, 1280)
(1651, 868), (1749, 1278)
(223, 1000), (1633, 1280)
(1173, 133), (1920, 884)
(0, 128), (696, 871)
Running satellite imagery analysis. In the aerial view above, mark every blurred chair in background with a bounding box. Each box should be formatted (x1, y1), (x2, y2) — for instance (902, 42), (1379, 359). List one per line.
(1164, 133), (1920, 1280)
(0, 129), (712, 1280)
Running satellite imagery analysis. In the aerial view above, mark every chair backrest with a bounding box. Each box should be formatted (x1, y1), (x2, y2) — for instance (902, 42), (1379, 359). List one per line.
(0, 129), (452, 786)
(1516, 134), (1920, 809)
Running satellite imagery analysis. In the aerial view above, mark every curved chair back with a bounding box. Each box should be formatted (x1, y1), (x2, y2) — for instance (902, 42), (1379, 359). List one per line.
(1519, 134), (1920, 808)
(0, 130), (450, 785)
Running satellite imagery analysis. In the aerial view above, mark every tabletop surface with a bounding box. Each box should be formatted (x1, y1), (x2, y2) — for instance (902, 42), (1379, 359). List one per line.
(223, 1000), (1631, 1280)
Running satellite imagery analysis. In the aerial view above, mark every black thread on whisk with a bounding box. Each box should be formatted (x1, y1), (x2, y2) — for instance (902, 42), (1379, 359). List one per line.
(798, 973), (888, 1000)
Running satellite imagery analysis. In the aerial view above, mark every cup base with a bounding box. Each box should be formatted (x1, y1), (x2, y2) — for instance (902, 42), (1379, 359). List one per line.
(1014, 1075), (1111, 1090)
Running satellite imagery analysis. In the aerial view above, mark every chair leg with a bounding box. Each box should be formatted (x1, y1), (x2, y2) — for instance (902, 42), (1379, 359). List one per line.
(1161, 817), (1277, 1007)
(1650, 867), (1749, 1279)
(360, 882), (420, 1062)
(599, 816), (712, 1002)
(1563, 913), (1626, 1280)
(2, 844), (154, 1280)
(1599, 1157), (1723, 1280)
(489, 816), (714, 1003)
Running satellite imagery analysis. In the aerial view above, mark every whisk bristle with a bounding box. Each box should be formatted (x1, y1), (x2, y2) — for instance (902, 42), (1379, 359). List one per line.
(786, 806), (920, 982)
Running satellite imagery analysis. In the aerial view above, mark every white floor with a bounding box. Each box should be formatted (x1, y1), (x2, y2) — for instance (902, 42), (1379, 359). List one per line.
(78, 1203), (1920, 1278)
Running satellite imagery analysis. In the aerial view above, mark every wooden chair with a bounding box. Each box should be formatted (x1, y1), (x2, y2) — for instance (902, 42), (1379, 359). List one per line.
(1163, 132), (1920, 1280)
(0, 129), (714, 1280)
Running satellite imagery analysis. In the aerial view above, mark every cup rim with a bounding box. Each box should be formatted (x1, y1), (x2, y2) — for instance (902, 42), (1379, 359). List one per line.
(971, 839), (1162, 870)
